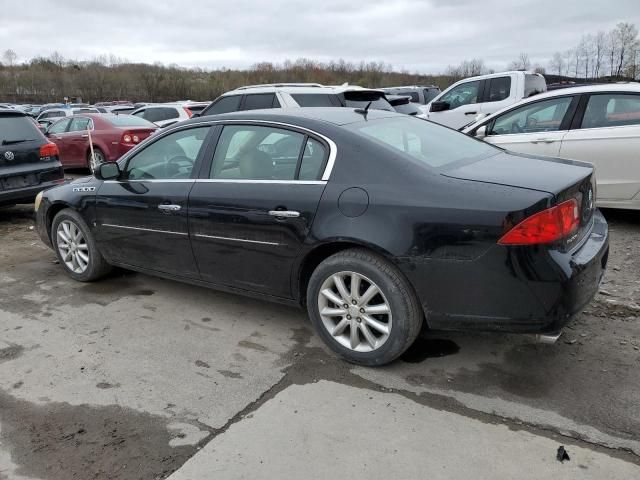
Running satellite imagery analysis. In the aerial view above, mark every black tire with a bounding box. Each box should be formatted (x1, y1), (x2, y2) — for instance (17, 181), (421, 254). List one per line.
(51, 208), (112, 282)
(87, 147), (106, 169)
(307, 248), (423, 366)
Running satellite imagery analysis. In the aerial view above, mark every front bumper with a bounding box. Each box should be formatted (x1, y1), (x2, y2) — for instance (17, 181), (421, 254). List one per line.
(406, 210), (609, 334)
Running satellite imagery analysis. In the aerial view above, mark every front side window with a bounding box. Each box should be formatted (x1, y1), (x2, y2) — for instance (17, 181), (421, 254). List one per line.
(438, 81), (481, 109)
(489, 97), (573, 135)
(206, 96), (241, 115)
(68, 117), (92, 132)
(124, 127), (210, 180)
(486, 77), (511, 102)
(581, 94), (640, 129)
(349, 116), (497, 169)
(242, 94), (279, 111)
(47, 118), (70, 134)
(210, 125), (305, 180)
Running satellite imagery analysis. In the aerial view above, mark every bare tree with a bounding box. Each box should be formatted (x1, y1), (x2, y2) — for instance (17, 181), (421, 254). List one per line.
(593, 31), (606, 78)
(612, 22), (639, 77)
(2, 49), (17, 67)
(549, 51), (565, 77)
(509, 52), (531, 70)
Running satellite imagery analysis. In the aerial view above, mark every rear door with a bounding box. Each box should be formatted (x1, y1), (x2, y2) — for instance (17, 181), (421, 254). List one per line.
(478, 75), (514, 117)
(559, 92), (640, 201)
(482, 95), (578, 157)
(189, 122), (329, 298)
(94, 125), (213, 277)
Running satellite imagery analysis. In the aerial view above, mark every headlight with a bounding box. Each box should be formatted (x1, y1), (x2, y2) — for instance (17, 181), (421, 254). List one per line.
(34, 191), (43, 212)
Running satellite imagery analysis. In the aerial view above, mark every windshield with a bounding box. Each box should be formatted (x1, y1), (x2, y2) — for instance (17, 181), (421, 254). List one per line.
(348, 116), (498, 169)
(107, 115), (156, 127)
(0, 114), (41, 143)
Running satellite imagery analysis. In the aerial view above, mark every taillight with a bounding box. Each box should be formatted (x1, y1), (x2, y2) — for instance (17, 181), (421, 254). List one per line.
(40, 142), (59, 161)
(122, 134), (132, 143)
(122, 131), (141, 144)
(183, 107), (193, 118)
(498, 199), (580, 245)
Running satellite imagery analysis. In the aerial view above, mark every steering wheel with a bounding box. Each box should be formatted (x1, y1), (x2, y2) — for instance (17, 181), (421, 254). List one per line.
(165, 156), (194, 178)
(510, 121), (524, 134)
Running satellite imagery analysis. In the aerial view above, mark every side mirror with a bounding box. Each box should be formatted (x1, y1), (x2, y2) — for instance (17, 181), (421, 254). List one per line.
(475, 125), (487, 139)
(430, 101), (450, 113)
(96, 162), (121, 180)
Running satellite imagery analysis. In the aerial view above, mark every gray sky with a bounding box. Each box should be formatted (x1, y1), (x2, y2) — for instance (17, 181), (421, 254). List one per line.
(2, 0), (638, 73)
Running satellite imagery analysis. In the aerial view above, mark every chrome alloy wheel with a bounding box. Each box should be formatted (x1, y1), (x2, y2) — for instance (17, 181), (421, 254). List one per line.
(56, 220), (89, 274)
(317, 271), (392, 352)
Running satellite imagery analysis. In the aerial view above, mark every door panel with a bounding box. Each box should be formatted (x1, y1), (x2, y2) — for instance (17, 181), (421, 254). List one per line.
(560, 125), (640, 200)
(484, 131), (566, 157)
(189, 181), (325, 297)
(95, 180), (198, 277)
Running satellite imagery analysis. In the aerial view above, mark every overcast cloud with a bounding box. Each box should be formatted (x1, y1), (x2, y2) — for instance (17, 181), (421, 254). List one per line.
(2, 0), (638, 73)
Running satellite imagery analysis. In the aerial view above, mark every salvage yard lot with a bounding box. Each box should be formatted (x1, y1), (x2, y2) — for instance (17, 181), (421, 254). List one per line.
(1, 204), (639, 479)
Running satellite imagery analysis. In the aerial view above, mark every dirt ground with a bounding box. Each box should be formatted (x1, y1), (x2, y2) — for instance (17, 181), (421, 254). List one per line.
(0, 203), (639, 479)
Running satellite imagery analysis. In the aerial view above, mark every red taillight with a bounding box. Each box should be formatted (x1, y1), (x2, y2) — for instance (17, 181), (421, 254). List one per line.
(183, 107), (193, 118)
(122, 134), (132, 143)
(39, 142), (59, 160)
(498, 199), (580, 245)
(121, 131), (141, 145)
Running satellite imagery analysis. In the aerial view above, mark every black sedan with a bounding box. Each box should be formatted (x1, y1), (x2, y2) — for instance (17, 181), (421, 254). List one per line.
(35, 108), (608, 365)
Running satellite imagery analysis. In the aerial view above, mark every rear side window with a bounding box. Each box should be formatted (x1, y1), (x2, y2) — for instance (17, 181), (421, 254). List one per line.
(242, 94), (279, 111)
(291, 94), (339, 107)
(581, 94), (640, 129)
(486, 77), (511, 102)
(210, 125), (305, 180)
(144, 107), (179, 123)
(206, 96), (242, 115)
(0, 114), (42, 142)
(298, 138), (327, 180)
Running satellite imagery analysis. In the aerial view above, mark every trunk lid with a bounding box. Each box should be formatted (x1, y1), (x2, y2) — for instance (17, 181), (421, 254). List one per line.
(443, 151), (596, 250)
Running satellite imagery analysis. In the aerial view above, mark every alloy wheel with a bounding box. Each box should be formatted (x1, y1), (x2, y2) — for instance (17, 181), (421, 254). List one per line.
(56, 220), (90, 274)
(317, 271), (392, 352)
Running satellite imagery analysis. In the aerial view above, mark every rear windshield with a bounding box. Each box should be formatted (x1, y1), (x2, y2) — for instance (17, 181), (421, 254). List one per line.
(343, 91), (395, 112)
(525, 74), (547, 98)
(0, 115), (42, 143)
(107, 115), (156, 127)
(348, 116), (497, 169)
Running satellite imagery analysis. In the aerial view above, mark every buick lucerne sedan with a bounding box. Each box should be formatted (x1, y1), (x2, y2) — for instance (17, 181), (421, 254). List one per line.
(35, 108), (609, 365)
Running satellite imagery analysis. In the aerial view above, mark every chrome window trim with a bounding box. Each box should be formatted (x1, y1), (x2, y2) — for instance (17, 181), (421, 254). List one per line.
(194, 233), (281, 246)
(115, 119), (338, 181)
(101, 223), (188, 236)
(103, 179), (326, 185)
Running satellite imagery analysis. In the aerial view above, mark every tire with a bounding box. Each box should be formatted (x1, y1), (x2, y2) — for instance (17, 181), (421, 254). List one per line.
(307, 248), (423, 366)
(51, 208), (112, 282)
(87, 147), (106, 169)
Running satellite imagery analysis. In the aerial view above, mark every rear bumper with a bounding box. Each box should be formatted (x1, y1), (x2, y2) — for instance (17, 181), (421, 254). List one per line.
(0, 165), (65, 206)
(406, 210), (609, 334)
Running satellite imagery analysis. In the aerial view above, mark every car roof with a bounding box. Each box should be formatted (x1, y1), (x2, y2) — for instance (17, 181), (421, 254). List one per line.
(0, 108), (26, 116)
(221, 84), (384, 96)
(194, 106), (400, 127)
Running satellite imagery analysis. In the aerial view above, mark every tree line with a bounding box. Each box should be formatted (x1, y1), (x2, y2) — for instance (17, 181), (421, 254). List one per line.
(1, 21), (637, 104)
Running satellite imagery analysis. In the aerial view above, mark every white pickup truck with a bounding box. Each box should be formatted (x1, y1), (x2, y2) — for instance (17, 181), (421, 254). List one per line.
(422, 71), (546, 130)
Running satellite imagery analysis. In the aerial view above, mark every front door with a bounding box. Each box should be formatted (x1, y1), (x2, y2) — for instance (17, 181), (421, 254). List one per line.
(65, 117), (92, 167)
(46, 118), (72, 166)
(483, 95), (577, 158)
(189, 123), (329, 298)
(94, 125), (212, 278)
(428, 80), (483, 129)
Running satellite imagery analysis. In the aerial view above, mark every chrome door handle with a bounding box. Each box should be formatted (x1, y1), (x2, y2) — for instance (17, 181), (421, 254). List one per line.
(158, 204), (181, 212)
(269, 210), (300, 218)
(81, 134), (89, 138)
(530, 138), (555, 144)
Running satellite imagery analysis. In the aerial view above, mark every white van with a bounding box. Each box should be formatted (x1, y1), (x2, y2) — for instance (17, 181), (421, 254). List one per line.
(422, 71), (546, 130)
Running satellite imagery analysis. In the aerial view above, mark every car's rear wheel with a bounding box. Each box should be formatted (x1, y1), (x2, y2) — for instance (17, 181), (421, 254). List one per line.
(87, 147), (106, 169)
(307, 249), (423, 366)
(51, 209), (111, 281)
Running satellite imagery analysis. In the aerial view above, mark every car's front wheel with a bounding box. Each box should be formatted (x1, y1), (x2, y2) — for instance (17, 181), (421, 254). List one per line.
(307, 249), (423, 366)
(51, 209), (112, 281)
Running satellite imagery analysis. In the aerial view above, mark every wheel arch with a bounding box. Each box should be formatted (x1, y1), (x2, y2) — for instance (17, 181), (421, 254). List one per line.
(294, 239), (397, 307)
(45, 201), (76, 243)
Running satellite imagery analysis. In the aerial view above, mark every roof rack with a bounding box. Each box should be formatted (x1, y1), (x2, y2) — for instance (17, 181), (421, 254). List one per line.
(234, 83), (324, 90)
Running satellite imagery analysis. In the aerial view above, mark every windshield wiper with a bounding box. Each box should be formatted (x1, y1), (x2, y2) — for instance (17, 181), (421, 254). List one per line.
(2, 139), (36, 145)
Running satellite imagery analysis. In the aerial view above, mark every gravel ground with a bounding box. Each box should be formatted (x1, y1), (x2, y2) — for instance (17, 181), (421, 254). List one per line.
(0, 202), (638, 479)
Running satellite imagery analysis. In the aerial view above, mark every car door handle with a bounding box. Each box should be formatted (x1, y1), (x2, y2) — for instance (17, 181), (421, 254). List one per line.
(158, 204), (181, 212)
(530, 138), (556, 144)
(269, 210), (300, 218)
(81, 134), (89, 138)
(465, 111), (478, 115)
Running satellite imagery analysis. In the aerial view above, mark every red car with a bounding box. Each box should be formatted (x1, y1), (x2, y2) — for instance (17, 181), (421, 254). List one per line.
(45, 114), (157, 168)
